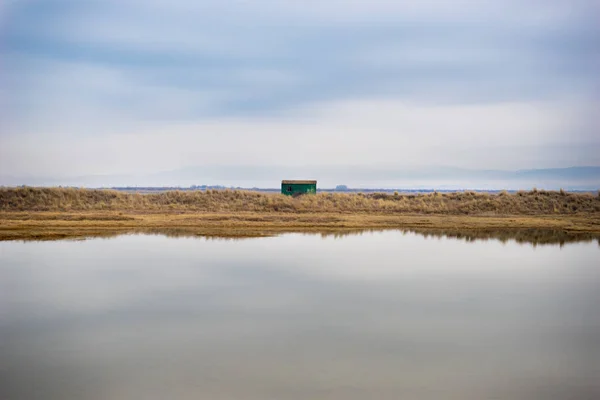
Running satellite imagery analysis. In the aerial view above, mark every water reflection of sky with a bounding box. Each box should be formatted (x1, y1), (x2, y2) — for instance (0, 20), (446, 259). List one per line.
(1, 232), (599, 400)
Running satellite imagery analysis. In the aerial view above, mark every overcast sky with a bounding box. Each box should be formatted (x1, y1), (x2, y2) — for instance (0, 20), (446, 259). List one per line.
(1, 0), (599, 185)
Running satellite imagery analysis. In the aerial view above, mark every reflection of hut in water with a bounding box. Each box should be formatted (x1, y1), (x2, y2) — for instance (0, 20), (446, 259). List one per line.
(281, 180), (317, 196)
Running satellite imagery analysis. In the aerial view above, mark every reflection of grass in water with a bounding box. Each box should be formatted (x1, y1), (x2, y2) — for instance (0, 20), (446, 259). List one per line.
(9, 226), (600, 247)
(314, 228), (600, 247)
(402, 228), (600, 247)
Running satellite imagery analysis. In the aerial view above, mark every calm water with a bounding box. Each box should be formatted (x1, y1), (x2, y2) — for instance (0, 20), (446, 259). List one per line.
(1, 232), (599, 400)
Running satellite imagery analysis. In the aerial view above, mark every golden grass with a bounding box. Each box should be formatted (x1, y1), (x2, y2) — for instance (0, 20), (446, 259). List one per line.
(1, 211), (599, 241)
(1, 187), (599, 241)
(2, 187), (599, 214)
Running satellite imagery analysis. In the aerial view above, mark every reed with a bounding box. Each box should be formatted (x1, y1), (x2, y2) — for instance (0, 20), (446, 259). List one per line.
(1, 187), (599, 215)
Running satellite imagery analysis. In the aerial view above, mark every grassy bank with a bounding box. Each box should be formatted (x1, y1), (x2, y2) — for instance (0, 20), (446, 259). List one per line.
(2, 187), (599, 214)
(1, 211), (600, 241)
(1, 187), (599, 240)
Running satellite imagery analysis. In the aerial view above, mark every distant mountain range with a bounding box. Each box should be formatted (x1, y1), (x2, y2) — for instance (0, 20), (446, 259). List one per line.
(1, 166), (599, 190)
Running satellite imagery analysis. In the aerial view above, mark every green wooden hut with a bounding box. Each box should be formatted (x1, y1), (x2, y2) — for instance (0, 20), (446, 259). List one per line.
(281, 180), (317, 196)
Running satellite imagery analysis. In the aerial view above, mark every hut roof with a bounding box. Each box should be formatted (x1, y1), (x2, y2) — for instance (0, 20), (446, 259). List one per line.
(281, 180), (317, 185)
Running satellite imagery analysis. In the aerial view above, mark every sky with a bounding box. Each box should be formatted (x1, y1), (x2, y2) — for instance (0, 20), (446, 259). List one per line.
(1, 0), (599, 187)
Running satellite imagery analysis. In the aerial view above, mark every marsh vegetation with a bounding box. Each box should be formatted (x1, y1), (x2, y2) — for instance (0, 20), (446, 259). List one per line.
(1, 187), (599, 240)
(2, 187), (599, 214)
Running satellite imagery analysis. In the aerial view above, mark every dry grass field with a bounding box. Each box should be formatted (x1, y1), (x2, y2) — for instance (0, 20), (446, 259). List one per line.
(1, 187), (599, 240)
(2, 187), (600, 214)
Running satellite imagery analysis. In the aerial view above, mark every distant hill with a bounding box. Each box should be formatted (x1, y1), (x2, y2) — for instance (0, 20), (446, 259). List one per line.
(514, 167), (600, 180)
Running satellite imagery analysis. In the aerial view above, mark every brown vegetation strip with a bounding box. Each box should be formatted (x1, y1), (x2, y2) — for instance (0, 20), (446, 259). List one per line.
(1, 187), (599, 240)
(2, 187), (599, 214)
(1, 211), (599, 241)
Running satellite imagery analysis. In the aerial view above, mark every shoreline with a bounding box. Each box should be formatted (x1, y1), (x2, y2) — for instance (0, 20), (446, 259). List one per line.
(2, 211), (599, 241)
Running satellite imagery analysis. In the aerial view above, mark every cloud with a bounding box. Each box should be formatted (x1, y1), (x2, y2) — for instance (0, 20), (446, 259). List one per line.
(2, 97), (597, 180)
(6, 0), (598, 112)
(1, 0), (599, 180)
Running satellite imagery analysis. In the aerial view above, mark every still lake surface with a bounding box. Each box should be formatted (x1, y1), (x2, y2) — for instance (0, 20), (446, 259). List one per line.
(1, 231), (599, 400)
